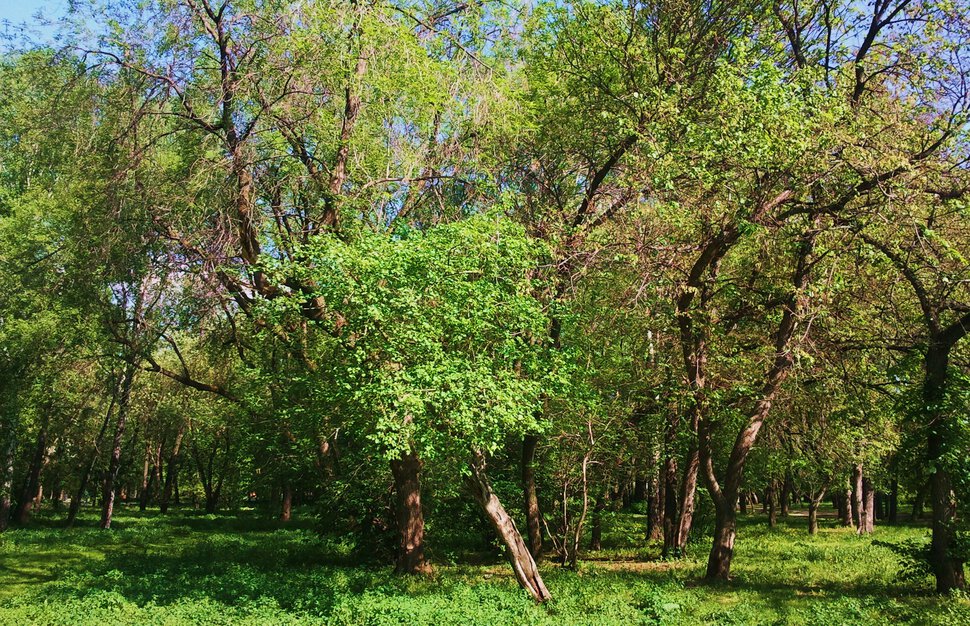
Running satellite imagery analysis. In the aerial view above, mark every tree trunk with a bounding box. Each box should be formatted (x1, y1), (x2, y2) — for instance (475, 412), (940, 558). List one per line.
(0, 428), (15, 532)
(661, 447), (679, 557)
(390, 449), (429, 575)
(160, 424), (185, 514)
(767, 482), (778, 528)
(839, 485), (853, 527)
(280, 482), (293, 522)
(926, 345), (966, 591)
(589, 492), (606, 551)
(521, 434), (543, 556)
(852, 463), (864, 534)
(862, 477), (875, 533)
(808, 487), (827, 535)
(706, 503), (737, 580)
(100, 364), (136, 530)
(675, 443), (701, 552)
(647, 450), (664, 542)
(912, 479), (928, 521)
(780, 472), (792, 517)
(468, 451), (550, 603)
(889, 477), (898, 524)
(13, 415), (49, 525)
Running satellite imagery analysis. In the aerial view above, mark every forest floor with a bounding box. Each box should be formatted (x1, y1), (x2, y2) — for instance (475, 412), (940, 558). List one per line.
(0, 505), (967, 625)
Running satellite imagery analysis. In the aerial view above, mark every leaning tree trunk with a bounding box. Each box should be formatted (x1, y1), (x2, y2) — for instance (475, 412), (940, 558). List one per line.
(468, 450), (550, 603)
(521, 434), (543, 556)
(100, 364), (136, 530)
(390, 449), (430, 575)
(675, 433), (701, 553)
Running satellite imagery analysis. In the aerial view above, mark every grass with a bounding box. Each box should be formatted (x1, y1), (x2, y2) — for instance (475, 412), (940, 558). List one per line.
(0, 505), (967, 625)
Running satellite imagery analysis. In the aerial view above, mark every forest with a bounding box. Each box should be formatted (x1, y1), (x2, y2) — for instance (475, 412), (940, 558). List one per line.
(0, 0), (969, 623)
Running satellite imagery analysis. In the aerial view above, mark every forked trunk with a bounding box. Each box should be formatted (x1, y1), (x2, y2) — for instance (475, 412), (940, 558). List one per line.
(468, 451), (550, 603)
(808, 487), (826, 535)
(390, 449), (429, 575)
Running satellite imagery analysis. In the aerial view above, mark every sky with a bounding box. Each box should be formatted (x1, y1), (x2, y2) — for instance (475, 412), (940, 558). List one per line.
(0, 0), (72, 46)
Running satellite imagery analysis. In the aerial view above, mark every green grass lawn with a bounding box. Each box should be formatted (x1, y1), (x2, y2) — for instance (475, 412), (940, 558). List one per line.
(0, 506), (966, 625)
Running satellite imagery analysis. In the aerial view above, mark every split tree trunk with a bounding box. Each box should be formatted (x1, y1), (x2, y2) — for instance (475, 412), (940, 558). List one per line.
(389, 449), (429, 575)
(468, 450), (550, 603)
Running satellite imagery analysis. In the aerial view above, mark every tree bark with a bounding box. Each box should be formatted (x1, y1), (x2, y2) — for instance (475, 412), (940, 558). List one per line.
(861, 476), (875, 533)
(767, 481), (778, 528)
(280, 482), (293, 522)
(706, 504), (737, 580)
(13, 413), (49, 525)
(521, 434), (543, 556)
(781, 472), (793, 517)
(468, 450), (550, 603)
(100, 364), (136, 529)
(808, 486), (827, 535)
(647, 450), (664, 542)
(852, 463), (864, 534)
(589, 492), (606, 551)
(389, 449), (430, 575)
(160, 423), (185, 514)
(926, 346), (966, 591)
(0, 427), (15, 532)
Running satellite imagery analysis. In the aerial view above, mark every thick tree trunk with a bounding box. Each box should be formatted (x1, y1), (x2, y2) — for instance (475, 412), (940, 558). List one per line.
(100, 365), (136, 529)
(390, 449), (429, 575)
(468, 451), (550, 603)
(160, 424), (185, 514)
(521, 434), (543, 556)
(706, 504), (737, 580)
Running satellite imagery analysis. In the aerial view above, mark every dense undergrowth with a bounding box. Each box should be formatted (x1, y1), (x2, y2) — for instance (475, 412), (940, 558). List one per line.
(0, 506), (967, 625)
